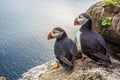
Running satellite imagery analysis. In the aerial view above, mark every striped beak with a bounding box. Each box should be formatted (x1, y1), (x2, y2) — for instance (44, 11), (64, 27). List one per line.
(74, 17), (78, 26)
(47, 32), (52, 40)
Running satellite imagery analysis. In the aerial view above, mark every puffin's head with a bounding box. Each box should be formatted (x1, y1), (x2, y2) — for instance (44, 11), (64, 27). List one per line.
(47, 27), (67, 40)
(74, 13), (90, 26)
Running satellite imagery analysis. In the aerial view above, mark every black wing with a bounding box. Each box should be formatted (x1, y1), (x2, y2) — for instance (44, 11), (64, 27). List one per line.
(80, 32), (110, 63)
(54, 41), (73, 67)
(68, 39), (79, 63)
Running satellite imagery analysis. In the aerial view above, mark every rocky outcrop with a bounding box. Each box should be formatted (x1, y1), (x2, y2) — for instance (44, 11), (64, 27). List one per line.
(18, 62), (51, 80)
(19, 54), (120, 80)
(39, 57), (120, 80)
(19, 43), (120, 80)
(0, 77), (6, 80)
(87, 2), (120, 46)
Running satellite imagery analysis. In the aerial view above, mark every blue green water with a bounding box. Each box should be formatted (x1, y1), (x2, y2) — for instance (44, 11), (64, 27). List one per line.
(0, 0), (100, 80)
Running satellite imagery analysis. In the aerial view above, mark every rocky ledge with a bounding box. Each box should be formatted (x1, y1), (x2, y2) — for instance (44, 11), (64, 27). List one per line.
(19, 56), (120, 80)
(0, 77), (6, 80)
(18, 61), (52, 80)
(19, 43), (120, 80)
(40, 59), (120, 80)
(40, 43), (120, 80)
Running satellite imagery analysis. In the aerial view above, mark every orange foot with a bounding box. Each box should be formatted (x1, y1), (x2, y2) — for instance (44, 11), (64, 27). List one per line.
(52, 63), (61, 69)
(80, 57), (90, 62)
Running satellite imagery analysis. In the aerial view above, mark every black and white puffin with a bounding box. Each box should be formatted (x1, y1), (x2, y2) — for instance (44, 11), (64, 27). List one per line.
(74, 13), (112, 66)
(47, 27), (80, 71)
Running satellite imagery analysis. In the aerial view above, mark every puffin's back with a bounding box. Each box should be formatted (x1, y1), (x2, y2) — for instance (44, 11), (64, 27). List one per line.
(80, 31), (111, 66)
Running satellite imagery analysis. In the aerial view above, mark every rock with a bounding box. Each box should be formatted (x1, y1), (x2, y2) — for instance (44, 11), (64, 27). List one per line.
(18, 61), (52, 80)
(19, 45), (120, 80)
(0, 77), (6, 80)
(107, 43), (120, 61)
(112, 13), (120, 35)
(87, 2), (120, 46)
(39, 44), (120, 80)
(39, 57), (120, 80)
(113, 6), (120, 14)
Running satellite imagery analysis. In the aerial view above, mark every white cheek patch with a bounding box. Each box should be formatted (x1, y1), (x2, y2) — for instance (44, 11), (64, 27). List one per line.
(77, 18), (85, 25)
(50, 31), (57, 37)
(51, 31), (63, 39)
(77, 15), (88, 25)
(80, 15), (87, 20)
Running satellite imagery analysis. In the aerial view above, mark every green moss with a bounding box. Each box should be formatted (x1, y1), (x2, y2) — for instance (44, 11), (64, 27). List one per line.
(101, 17), (112, 27)
(102, 0), (120, 6)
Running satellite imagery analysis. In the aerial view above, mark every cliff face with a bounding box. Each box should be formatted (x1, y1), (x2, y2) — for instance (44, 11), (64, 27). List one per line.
(87, 2), (120, 46)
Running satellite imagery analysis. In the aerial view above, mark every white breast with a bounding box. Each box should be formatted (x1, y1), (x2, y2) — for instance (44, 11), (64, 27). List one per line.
(76, 30), (82, 48)
(75, 30), (87, 57)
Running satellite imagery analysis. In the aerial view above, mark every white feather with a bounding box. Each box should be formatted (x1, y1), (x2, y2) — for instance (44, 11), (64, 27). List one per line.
(76, 30), (82, 48)
(75, 30), (87, 57)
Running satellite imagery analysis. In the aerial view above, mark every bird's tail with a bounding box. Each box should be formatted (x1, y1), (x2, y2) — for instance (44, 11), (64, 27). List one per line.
(62, 63), (74, 71)
(65, 66), (74, 71)
(97, 59), (112, 67)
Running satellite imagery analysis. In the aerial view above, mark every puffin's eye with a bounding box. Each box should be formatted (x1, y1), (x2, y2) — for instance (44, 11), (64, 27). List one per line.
(53, 31), (56, 34)
(79, 15), (81, 18)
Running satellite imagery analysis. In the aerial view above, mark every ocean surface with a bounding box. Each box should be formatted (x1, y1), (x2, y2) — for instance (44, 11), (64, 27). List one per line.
(0, 0), (100, 80)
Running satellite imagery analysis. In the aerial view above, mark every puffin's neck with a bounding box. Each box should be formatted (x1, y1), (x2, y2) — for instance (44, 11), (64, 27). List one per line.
(80, 19), (92, 32)
(56, 32), (67, 41)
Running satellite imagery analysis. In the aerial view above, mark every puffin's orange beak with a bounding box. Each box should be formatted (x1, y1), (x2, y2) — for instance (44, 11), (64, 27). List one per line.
(74, 17), (78, 26)
(47, 32), (51, 40)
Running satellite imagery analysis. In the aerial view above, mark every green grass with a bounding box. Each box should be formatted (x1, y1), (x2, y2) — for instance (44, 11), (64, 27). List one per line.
(102, 0), (120, 6)
(101, 17), (112, 27)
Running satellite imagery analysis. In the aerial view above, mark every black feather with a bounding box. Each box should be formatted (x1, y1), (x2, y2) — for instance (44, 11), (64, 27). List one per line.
(79, 13), (111, 66)
(53, 27), (79, 71)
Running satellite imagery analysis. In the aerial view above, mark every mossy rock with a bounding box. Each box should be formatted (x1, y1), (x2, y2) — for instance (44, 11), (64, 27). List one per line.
(87, 1), (120, 46)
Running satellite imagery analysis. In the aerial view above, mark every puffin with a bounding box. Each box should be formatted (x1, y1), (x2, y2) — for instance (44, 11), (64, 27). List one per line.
(47, 27), (81, 71)
(73, 13), (112, 66)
